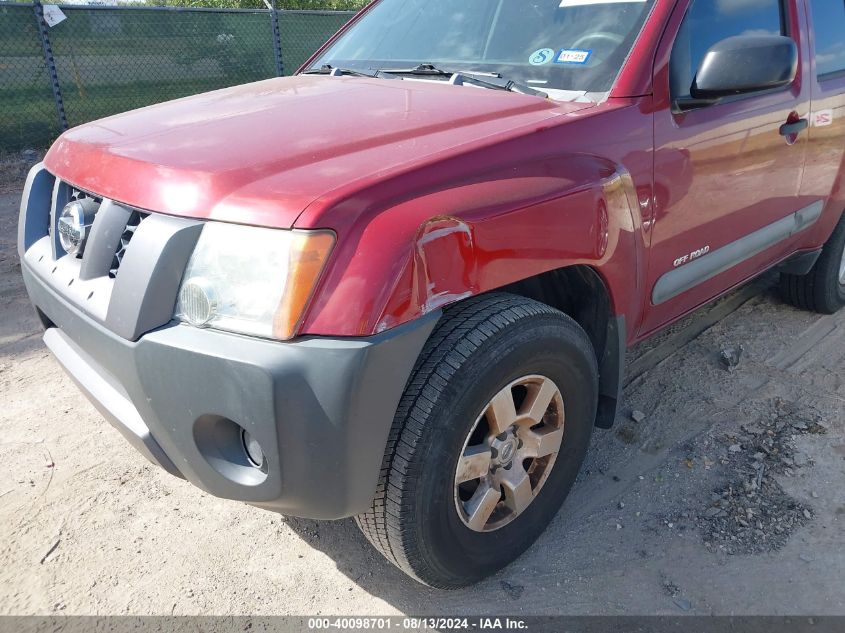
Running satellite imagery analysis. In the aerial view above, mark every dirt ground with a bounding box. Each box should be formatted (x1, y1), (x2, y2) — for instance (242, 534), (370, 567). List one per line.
(0, 154), (843, 616)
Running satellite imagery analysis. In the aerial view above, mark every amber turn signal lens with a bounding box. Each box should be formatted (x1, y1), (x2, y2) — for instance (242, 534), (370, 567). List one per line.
(272, 231), (335, 340)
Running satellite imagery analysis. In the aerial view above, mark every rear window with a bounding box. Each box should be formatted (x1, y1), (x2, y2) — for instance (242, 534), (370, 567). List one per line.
(808, 0), (845, 77)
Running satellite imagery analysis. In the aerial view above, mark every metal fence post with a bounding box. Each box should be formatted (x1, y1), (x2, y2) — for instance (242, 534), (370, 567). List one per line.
(268, 0), (284, 77)
(32, 0), (68, 132)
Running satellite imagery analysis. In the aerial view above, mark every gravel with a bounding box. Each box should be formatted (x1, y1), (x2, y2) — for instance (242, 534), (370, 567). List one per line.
(631, 410), (647, 423)
(0, 151), (43, 194)
(694, 398), (826, 556)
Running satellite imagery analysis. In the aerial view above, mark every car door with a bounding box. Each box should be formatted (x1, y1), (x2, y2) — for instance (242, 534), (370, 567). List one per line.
(800, 0), (845, 233)
(640, 0), (813, 335)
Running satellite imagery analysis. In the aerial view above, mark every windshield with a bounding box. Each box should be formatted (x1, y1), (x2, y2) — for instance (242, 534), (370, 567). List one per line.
(306, 0), (655, 97)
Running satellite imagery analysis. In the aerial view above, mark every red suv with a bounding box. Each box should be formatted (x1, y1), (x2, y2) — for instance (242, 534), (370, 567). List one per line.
(18, 0), (845, 587)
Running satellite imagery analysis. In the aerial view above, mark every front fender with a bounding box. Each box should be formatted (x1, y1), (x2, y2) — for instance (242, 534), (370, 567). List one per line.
(300, 154), (647, 338)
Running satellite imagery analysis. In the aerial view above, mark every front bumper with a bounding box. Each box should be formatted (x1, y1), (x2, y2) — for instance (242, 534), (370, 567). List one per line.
(18, 163), (439, 519)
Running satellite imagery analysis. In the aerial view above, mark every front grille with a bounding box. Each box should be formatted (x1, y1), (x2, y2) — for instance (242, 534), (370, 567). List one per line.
(70, 187), (102, 207)
(46, 179), (149, 278)
(109, 210), (148, 278)
(25, 165), (200, 340)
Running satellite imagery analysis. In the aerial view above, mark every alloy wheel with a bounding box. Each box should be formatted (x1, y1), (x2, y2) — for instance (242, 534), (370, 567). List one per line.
(454, 375), (565, 532)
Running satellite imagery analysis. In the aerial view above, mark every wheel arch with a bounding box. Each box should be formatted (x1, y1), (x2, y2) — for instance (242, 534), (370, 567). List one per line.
(500, 265), (624, 429)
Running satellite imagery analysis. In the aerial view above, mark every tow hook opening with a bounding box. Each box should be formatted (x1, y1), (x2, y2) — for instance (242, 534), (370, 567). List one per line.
(241, 428), (265, 469)
(193, 414), (269, 485)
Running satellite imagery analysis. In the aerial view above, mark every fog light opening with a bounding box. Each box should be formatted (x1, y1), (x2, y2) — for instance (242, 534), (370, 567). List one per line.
(241, 428), (265, 469)
(193, 414), (269, 486)
(178, 277), (218, 327)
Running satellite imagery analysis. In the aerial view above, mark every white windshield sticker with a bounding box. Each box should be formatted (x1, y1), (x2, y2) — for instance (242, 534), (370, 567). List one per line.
(560, 0), (646, 6)
(528, 48), (556, 65)
(554, 49), (592, 64)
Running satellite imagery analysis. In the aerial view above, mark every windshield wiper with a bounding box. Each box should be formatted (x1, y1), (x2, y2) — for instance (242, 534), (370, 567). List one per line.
(303, 64), (377, 78)
(379, 63), (501, 78)
(378, 63), (547, 98)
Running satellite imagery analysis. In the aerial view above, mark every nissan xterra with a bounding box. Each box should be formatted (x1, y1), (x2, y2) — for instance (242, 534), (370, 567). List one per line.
(17, 0), (845, 587)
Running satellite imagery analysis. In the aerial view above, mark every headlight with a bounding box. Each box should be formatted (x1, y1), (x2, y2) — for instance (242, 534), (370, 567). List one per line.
(174, 222), (334, 340)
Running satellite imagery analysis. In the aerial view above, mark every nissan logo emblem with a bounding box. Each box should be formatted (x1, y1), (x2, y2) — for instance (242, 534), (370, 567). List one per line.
(58, 200), (94, 257)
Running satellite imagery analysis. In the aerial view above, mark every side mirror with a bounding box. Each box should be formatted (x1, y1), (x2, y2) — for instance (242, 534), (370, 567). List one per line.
(689, 34), (797, 102)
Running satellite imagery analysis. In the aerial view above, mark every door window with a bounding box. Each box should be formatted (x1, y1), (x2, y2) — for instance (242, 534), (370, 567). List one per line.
(670, 0), (786, 100)
(808, 0), (845, 77)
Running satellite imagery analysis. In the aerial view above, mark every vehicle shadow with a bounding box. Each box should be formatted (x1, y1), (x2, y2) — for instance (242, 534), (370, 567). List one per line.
(280, 454), (622, 613)
(279, 424), (672, 615)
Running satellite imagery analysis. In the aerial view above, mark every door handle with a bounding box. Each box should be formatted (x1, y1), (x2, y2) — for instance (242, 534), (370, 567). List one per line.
(779, 118), (809, 137)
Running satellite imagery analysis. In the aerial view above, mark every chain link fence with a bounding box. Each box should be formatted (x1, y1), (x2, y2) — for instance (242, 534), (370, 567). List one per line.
(0, 1), (355, 153)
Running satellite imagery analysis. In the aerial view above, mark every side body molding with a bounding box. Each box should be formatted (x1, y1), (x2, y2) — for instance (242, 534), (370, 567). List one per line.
(652, 201), (825, 305)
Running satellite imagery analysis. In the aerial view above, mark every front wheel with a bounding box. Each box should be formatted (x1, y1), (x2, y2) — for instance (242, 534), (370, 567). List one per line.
(355, 293), (598, 588)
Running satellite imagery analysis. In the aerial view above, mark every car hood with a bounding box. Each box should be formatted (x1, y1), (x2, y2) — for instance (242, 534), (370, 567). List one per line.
(44, 75), (593, 229)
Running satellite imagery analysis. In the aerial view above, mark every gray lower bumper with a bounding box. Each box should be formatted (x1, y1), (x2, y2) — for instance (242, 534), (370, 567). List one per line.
(23, 263), (438, 519)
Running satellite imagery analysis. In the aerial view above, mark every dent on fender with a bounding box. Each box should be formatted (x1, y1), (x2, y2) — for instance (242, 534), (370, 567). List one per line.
(600, 170), (639, 252)
(371, 166), (641, 335)
(380, 216), (478, 333)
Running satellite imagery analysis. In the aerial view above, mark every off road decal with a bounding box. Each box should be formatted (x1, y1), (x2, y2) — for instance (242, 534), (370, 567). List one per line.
(674, 246), (710, 268)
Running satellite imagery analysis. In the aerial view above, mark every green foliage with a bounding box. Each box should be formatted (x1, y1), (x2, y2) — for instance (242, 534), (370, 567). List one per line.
(150, 0), (367, 9)
(0, 0), (360, 151)
(1, 0), (369, 8)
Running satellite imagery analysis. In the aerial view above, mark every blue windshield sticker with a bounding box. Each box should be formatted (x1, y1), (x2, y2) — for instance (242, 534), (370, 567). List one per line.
(528, 48), (556, 65)
(554, 49), (592, 65)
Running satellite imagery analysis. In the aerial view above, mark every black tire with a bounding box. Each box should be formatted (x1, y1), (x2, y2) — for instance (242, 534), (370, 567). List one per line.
(780, 213), (845, 314)
(355, 293), (598, 588)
